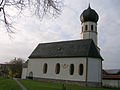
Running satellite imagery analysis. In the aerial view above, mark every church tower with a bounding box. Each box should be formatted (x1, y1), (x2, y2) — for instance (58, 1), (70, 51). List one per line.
(80, 4), (99, 45)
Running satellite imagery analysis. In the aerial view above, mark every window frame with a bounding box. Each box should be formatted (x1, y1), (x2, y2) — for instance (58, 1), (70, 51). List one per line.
(79, 64), (84, 75)
(43, 63), (48, 74)
(91, 25), (93, 31)
(70, 64), (74, 75)
(85, 25), (87, 31)
(55, 63), (60, 74)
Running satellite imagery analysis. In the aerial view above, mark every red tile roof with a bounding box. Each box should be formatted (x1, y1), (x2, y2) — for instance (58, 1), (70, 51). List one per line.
(103, 74), (120, 79)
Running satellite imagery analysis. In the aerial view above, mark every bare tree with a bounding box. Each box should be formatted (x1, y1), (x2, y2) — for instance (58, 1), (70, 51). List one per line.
(8, 57), (25, 78)
(0, 0), (63, 33)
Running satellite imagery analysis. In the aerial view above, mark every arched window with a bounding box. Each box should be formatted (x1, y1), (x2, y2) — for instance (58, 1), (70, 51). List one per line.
(91, 25), (93, 31)
(43, 63), (47, 74)
(55, 63), (60, 74)
(79, 64), (84, 75)
(70, 64), (74, 75)
(29, 71), (33, 79)
(85, 25), (87, 31)
(29, 71), (33, 77)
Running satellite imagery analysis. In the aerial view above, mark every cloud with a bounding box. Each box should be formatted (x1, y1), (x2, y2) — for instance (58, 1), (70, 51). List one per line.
(97, 0), (120, 69)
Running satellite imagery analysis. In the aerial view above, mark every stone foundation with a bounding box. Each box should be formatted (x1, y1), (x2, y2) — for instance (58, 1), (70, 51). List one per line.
(27, 76), (102, 87)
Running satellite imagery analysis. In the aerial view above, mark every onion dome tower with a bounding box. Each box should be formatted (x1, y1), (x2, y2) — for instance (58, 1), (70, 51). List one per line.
(80, 4), (99, 45)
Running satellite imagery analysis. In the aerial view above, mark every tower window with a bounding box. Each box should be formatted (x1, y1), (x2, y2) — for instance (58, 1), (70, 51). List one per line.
(43, 63), (47, 74)
(95, 26), (97, 31)
(85, 25), (87, 31)
(91, 25), (93, 31)
(55, 63), (60, 74)
(70, 64), (74, 75)
(79, 64), (84, 75)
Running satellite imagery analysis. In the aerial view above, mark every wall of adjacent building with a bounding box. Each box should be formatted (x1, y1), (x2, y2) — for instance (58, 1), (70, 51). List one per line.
(102, 80), (120, 88)
(27, 57), (87, 81)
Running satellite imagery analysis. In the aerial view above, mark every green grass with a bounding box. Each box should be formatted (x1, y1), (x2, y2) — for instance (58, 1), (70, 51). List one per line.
(19, 79), (61, 90)
(0, 77), (21, 90)
(19, 79), (119, 90)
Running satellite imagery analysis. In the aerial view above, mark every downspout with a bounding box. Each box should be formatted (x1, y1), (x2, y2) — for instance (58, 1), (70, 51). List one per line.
(86, 57), (88, 86)
(101, 60), (103, 87)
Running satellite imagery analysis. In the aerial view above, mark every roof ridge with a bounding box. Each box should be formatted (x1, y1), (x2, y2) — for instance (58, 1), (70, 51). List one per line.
(38, 39), (92, 45)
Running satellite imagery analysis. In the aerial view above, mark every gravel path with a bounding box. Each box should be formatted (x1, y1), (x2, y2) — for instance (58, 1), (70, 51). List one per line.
(14, 78), (27, 90)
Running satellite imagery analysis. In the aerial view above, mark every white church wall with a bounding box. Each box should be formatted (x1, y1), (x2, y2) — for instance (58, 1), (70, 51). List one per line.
(87, 58), (102, 82)
(27, 57), (87, 82)
(21, 68), (27, 79)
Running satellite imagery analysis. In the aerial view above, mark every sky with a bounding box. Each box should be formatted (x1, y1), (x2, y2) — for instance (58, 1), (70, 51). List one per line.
(0, 0), (120, 69)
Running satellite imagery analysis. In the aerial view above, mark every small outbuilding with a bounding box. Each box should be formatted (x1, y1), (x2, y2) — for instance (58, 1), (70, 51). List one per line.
(102, 69), (120, 88)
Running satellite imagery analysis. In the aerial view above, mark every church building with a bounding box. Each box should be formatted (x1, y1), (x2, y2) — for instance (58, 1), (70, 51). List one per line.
(22, 5), (103, 87)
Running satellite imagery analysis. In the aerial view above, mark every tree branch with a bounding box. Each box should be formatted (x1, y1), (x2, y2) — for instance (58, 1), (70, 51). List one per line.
(0, 0), (63, 35)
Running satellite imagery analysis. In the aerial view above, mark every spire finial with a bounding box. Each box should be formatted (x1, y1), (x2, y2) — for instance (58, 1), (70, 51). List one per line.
(88, 3), (91, 9)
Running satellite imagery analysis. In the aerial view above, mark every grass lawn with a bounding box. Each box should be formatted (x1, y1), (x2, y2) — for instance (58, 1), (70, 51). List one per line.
(0, 77), (21, 90)
(19, 79), (61, 90)
(19, 79), (119, 90)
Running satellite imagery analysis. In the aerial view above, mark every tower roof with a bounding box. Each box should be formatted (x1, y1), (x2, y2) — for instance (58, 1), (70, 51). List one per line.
(80, 4), (99, 23)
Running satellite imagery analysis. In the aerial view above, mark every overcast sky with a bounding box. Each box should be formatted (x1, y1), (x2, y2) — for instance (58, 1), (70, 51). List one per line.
(0, 0), (120, 69)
